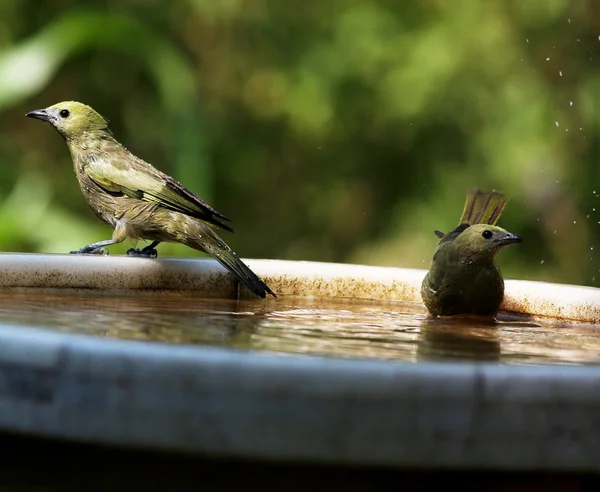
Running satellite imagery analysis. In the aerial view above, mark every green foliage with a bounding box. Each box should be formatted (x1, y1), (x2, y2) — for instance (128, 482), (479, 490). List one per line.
(0, 0), (598, 286)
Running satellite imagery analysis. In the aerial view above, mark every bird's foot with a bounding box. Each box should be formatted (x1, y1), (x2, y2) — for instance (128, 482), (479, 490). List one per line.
(69, 247), (109, 256)
(126, 247), (158, 259)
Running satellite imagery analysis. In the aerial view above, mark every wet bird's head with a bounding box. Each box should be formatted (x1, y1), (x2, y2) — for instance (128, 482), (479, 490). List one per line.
(26, 101), (110, 140)
(444, 223), (522, 259)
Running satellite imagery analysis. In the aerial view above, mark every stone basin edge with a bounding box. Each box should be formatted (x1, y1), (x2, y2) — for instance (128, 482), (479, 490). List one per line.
(0, 253), (597, 324)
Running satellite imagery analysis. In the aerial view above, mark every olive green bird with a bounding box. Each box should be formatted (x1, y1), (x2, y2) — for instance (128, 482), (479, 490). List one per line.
(26, 101), (275, 299)
(421, 188), (522, 318)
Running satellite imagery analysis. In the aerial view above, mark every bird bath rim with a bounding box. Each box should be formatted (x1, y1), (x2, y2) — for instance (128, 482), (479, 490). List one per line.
(0, 252), (597, 323)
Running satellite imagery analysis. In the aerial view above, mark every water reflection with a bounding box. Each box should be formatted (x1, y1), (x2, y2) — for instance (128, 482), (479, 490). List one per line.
(0, 289), (597, 366)
(0, 290), (264, 349)
(418, 326), (501, 362)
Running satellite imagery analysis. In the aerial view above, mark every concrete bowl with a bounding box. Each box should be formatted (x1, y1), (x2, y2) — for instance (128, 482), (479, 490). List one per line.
(0, 252), (598, 471)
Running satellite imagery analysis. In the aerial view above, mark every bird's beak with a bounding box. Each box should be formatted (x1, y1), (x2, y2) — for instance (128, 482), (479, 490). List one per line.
(497, 231), (522, 246)
(25, 109), (49, 121)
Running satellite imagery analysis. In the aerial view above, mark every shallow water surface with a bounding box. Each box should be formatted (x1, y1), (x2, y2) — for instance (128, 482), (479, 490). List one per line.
(0, 289), (598, 365)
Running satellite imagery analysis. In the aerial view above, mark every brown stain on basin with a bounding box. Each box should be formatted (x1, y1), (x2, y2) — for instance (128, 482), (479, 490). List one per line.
(262, 275), (420, 303)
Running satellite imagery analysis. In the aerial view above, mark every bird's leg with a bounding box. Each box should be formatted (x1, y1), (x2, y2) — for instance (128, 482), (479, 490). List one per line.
(69, 239), (117, 256)
(127, 241), (161, 259)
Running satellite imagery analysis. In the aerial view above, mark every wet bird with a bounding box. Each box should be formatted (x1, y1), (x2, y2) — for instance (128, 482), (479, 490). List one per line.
(26, 101), (276, 299)
(421, 187), (522, 318)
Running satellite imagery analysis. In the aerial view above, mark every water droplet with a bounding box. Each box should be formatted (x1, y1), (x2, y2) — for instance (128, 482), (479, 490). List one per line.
(546, 57), (551, 61)
(570, 101), (573, 106)
(555, 121), (560, 127)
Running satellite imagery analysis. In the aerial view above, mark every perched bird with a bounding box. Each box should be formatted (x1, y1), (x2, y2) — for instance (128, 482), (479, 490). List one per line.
(26, 101), (276, 299)
(421, 188), (522, 318)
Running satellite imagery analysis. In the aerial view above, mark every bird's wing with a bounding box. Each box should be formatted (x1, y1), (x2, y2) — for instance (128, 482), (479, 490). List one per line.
(85, 154), (233, 232)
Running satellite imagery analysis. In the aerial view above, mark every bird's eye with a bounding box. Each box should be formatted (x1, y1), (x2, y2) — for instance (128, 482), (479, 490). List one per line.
(482, 230), (493, 239)
(59, 109), (70, 118)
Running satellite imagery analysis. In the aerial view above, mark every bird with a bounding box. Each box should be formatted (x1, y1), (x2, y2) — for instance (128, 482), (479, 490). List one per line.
(421, 187), (522, 318)
(26, 101), (276, 299)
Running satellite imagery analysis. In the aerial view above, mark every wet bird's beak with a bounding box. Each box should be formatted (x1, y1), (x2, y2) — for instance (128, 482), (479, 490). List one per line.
(25, 109), (49, 121)
(498, 231), (522, 246)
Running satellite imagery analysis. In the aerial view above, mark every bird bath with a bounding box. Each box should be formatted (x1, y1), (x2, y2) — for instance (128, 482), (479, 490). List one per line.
(0, 252), (599, 482)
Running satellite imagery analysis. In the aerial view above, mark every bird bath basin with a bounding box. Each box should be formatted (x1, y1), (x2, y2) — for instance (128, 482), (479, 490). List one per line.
(0, 252), (599, 480)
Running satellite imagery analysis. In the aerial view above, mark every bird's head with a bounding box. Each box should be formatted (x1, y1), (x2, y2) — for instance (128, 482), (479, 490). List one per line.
(26, 101), (110, 141)
(443, 223), (522, 259)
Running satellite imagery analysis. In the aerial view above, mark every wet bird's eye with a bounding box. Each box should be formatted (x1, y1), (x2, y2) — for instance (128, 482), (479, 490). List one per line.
(59, 109), (70, 118)
(482, 230), (493, 239)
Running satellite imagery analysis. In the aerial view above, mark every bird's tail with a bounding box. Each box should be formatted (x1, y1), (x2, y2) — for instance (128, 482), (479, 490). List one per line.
(182, 223), (276, 299)
(459, 188), (507, 226)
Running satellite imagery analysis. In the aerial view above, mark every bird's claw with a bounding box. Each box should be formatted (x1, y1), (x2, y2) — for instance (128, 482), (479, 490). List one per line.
(127, 247), (158, 259)
(69, 247), (109, 256)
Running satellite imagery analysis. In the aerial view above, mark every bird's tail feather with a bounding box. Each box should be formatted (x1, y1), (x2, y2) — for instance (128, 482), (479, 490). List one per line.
(459, 188), (507, 226)
(184, 225), (276, 299)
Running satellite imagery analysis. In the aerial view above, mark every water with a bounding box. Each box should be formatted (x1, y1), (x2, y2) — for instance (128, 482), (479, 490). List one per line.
(0, 289), (598, 366)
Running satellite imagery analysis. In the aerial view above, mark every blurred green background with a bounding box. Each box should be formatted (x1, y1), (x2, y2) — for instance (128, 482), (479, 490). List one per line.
(0, 0), (599, 287)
